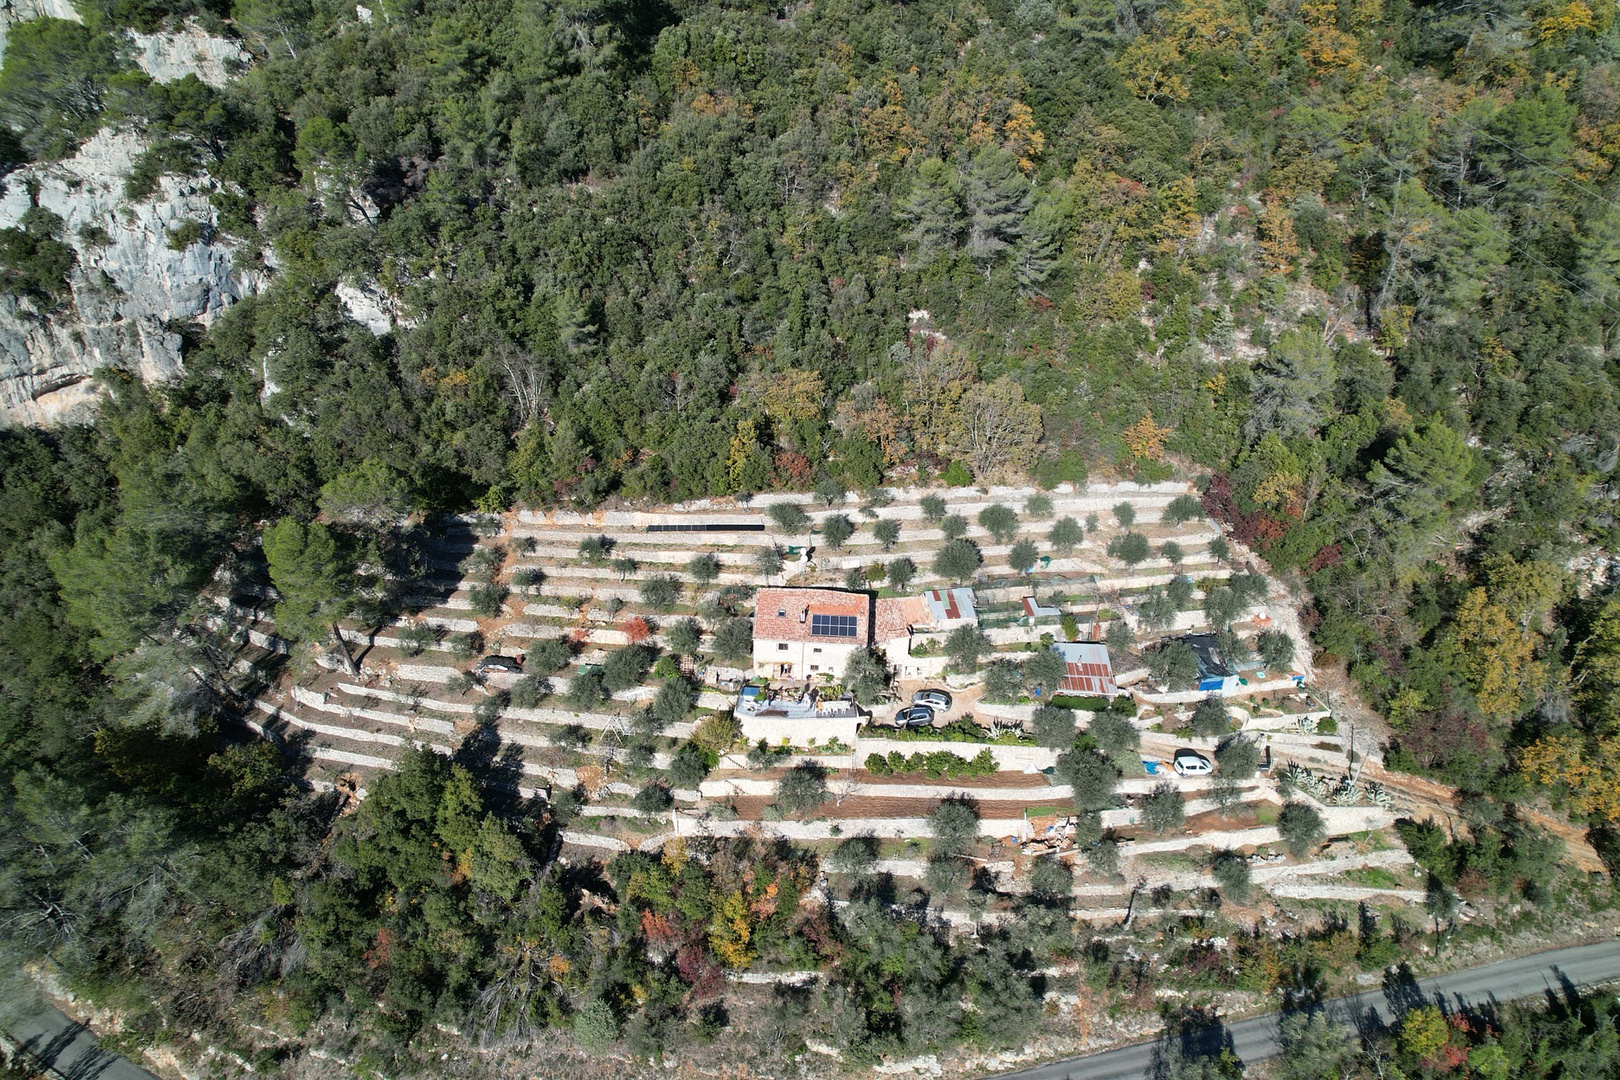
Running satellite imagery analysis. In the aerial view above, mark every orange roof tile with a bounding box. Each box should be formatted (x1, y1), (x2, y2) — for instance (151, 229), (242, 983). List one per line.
(753, 587), (872, 644)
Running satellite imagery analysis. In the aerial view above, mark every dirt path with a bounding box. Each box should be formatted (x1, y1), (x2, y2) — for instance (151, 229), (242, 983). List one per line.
(730, 794), (1062, 821)
(1359, 761), (1604, 874)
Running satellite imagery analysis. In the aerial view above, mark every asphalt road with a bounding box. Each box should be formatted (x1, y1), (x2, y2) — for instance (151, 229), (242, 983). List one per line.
(8, 940), (1620, 1080)
(990, 939), (1620, 1080)
(3, 1000), (156, 1079)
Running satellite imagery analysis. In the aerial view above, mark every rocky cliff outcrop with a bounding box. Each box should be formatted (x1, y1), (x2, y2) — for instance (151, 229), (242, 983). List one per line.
(0, 129), (267, 423)
(129, 22), (250, 88)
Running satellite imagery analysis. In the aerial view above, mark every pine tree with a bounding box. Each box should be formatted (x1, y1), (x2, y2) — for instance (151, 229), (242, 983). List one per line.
(964, 147), (1031, 272)
(898, 157), (962, 265)
(1013, 198), (1064, 293)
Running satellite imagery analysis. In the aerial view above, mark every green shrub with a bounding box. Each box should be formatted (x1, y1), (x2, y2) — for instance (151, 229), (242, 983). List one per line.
(573, 1000), (619, 1050)
(166, 219), (204, 250)
(1279, 802), (1326, 859)
(1211, 850), (1250, 901)
(1140, 782), (1185, 834)
(1317, 716), (1338, 735)
(1162, 493), (1205, 525)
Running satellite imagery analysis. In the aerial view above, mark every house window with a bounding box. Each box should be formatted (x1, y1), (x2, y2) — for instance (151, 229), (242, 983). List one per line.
(810, 665), (819, 672)
(777, 608), (786, 617)
(812, 647), (822, 654)
(777, 643), (789, 651)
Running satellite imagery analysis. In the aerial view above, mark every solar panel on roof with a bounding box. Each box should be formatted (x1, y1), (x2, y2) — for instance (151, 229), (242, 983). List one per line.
(809, 613), (858, 638)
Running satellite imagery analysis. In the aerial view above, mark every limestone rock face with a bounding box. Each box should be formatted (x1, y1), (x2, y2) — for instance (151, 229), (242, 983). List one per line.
(128, 22), (250, 87)
(0, 129), (267, 424)
(336, 280), (400, 337)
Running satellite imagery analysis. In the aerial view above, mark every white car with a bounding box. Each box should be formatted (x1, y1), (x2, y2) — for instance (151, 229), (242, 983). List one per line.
(1172, 749), (1213, 777)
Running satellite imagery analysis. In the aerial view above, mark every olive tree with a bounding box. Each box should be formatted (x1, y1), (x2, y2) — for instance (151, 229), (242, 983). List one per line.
(943, 625), (993, 671)
(873, 519), (901, 550)
(1086, 838), (1121, 877)
(603, 644), (652, 693)
(651, 679), (694, 728)
(1166, 573), (1195, 608)
(842, 647), (890, 704)
(1211, 850), (1251, 902)
(978, 504), (1019, 543)
(632, 782), (674, 814)
(1032, 705), (1077, 749)
(1140, 782), (1185, 834)
(829, 835), (880, 876)
(1257, 630), (1296, 670)
(711, 618), (754, 665)
(1058, 749), (1120, 812)
(1023, 647), (1068, 697)
(1106, 532), (1151, 567)
(640, 575), (681, 609)
(1163, 493), (1205, 525)
(665, 617), (702, 656)
(1046, 518), (1082, 558)
(1278, 802), (1326, 858)
(1027, 857), (1073, 903)
(754, 545), (784, 582)
(929, 796), (981, 857)
(1214, 735), (1259, 779)
(821, 513), (854, 549)
(934, 539), (982, 582)
(814, 476), (846, 506)
(777, 763), (829, 818)
(769, 503), (810, 532)
(1008, 539), (1039, 574)
(1089, 712), (1140, 764)
(887, 556), (917, 592)
(1148, 641), (1198, 688)
(1189, 697), (1231, 738)
(687, 552), (721, 584)
(983, 660), (1024, 703)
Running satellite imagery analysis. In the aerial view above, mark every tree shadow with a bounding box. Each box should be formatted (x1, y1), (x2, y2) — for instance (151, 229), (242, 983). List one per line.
(849, 870), (897, 908)
(1150, 1004), (1239, 1080)
(1382, 962), (1427, 1016)
(1543, 966), (1585, 1021)
(453, 724), (532, 817)
(17, 1019), (125, 1080)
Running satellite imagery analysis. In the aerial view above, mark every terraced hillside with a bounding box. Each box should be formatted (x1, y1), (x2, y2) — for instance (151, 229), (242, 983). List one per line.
(237, 482), (1431, 918)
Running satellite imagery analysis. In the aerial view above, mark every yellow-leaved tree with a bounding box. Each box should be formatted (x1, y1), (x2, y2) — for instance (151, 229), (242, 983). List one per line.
(708, 889), (755, 968)
(1519, 733), (1620, 822)
(1257, 194), (1301, 273)
(1438, 588), (1542, 719)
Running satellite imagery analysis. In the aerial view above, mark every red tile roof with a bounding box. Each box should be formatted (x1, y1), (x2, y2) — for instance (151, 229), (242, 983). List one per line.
(873, 596), (928, 644)
(753, 587), (872, 644)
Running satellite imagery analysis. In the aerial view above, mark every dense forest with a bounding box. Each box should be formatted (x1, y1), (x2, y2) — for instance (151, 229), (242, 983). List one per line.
(1, 0), (1620, 1073)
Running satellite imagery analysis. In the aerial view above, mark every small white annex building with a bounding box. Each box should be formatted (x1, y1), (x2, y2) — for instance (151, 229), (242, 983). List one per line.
(874, 587), (979, 678)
